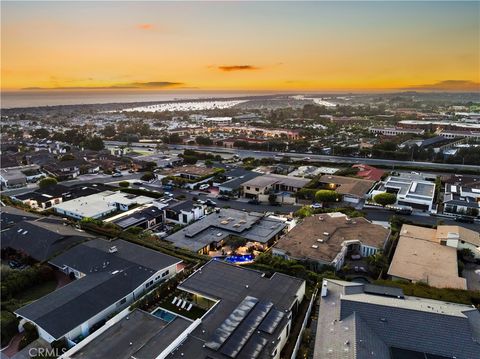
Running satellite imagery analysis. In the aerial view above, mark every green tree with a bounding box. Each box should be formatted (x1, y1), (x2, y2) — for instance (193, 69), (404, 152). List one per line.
(32, 128), (50, 139)
(141, 172), (155, 181)
(38, 177), (57, 188)
(315, 189), (338, 203)
(373, 192), (397, 206)
(83, 136), (105, 151)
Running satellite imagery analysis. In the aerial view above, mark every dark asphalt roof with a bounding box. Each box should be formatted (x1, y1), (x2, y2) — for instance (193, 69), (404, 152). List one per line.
(0, 206), (40, 227)
(169, 260), (304, 359)
(70, 309), (191, 359)
(219, 171), (262, 191)
(1, 218), (93, 262)
(113, 206), (163, 229)
(15, 239), (181, 339)
(314, 279), (480, 359)
(166, 200), (197, 213)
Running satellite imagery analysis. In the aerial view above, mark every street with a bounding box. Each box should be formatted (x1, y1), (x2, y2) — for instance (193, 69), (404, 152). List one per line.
(104, 141), (480, 172)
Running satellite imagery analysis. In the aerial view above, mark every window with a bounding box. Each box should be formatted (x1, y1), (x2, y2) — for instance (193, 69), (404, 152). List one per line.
(145, 280), (154, 288)
(162, 270), (170, 277)
(117, 297), (127, 306)
(247, 186), (250, 190)
(255, 188), (259, 192)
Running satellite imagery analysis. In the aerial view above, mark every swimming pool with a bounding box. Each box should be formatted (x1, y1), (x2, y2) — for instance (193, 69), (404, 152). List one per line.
(224, 254), (254, 264)
(152, 308), (177, 322)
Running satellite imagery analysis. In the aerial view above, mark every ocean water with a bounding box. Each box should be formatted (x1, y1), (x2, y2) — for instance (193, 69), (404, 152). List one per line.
(0, 90), (265, 109)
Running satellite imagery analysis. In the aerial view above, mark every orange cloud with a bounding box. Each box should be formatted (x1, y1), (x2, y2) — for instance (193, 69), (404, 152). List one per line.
(137, 23), (154, 30)
(217, 65), (260, 72)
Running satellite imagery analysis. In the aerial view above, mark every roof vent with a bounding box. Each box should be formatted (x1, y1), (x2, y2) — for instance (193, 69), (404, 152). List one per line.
(323, 232), (329, 236)
(311, 245), (319, 249)
(109, 246), (118, 253)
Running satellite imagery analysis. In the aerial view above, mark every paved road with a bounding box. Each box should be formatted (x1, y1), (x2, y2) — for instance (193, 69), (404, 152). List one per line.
(0, 171), (142, 196)
(104, 141), (480, 172)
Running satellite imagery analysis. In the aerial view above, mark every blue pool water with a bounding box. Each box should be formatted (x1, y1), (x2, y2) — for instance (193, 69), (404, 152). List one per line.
(152, 308), (176, 322)
(224, 254), (254, 264)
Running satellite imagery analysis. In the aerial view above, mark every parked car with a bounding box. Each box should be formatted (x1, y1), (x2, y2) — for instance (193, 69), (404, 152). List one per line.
(112, 172), (123, 178)
(248, 199), (260, 205)
(218, 195), (230, 201)
(311, 203), (322, 209)
(205, 199), (217, 207)
(128, 169), (135, 173)
(199, 184), (210, 191)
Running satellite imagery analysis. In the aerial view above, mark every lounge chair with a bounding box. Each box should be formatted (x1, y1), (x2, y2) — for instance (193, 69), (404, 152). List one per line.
(172, 297), (178, 305)
(186, 303), (193, 311)
(181, 301), (188, 309)
(176, 299), (183, 307)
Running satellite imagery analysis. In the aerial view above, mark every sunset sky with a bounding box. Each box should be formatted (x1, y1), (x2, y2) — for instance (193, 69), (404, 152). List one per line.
(2, 1), (479, 92)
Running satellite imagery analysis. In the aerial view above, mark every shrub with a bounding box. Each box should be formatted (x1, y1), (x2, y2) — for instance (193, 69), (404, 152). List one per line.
(1, 311), (19, 347)
(315, 190), (339, 203)
(18, 322), (38, 350)
(373, 192), (396, 206)
(118, 181), (130, 188)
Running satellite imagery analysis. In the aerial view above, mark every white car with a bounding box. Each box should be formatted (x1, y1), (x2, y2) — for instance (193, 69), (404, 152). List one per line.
(199, 184), (210, 191)
(311, 203), (322, 209)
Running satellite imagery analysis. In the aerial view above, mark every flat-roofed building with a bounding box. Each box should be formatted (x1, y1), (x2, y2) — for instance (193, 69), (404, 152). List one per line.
(370, 175), (436, 212)
(388, 224), (467, 289)
(273, 212), (390, 270)
(369, 127), (425, 136)
(53, 191), (153, 220)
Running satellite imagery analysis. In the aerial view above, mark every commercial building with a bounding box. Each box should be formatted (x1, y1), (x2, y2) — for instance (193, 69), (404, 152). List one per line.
(387, 225), (468, 289)
(164, 208), (286, 254)
(53, 191), (153, 220)
(205, 117), (232, 126)
(273, 212), (390, 271)
(313, 279), (480, 359)
(370, 175), (436, 212)
(15, 239), (182, 344)
(369, 127), (425, 136)
(438, 130), (480, 140)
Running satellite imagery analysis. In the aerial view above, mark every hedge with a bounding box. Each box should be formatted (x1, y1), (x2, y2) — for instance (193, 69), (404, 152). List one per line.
(1, 311), (19, 347)
(119, 187), (163, 198)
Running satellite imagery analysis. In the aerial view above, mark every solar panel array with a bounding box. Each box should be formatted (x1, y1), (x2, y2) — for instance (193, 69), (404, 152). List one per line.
(236, 336), (269, 359)
(205, 296), (258, 350)
(220, 301), (273, 358)
(258, 309), (285, 334)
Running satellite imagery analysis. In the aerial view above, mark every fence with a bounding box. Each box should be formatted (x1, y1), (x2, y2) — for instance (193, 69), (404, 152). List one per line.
(290, 287), (318, 359)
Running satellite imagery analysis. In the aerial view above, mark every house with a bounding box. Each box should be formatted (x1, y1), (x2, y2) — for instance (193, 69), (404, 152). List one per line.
(288, 166), (339, 178)
(0, 165), (43, 188)
(61, 309), (193, 359)
(273, 212), (390, 271)
(0, 206), (41, 227)
(387, 224), (467, 289)
(443, 184), (480, 218)
(241, 174), (309, 204)
(62, 260), (305, 359)
(1, 217), (93, 262)
(11, 184), (71, 210)
(319, 175), (375, 204)
(53, 191), (153, 220)
(313, 279), (480, 359)
(164, 208), (286, 254)
(216, 168), (262, 195)
(369, 175), (436, 212)
(164, 200), (205, 225)
(436, 225), (480, 259)
(352, 164), (385, 181)
(15, 239), (182, 344)
(110, 205), (164, 230)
